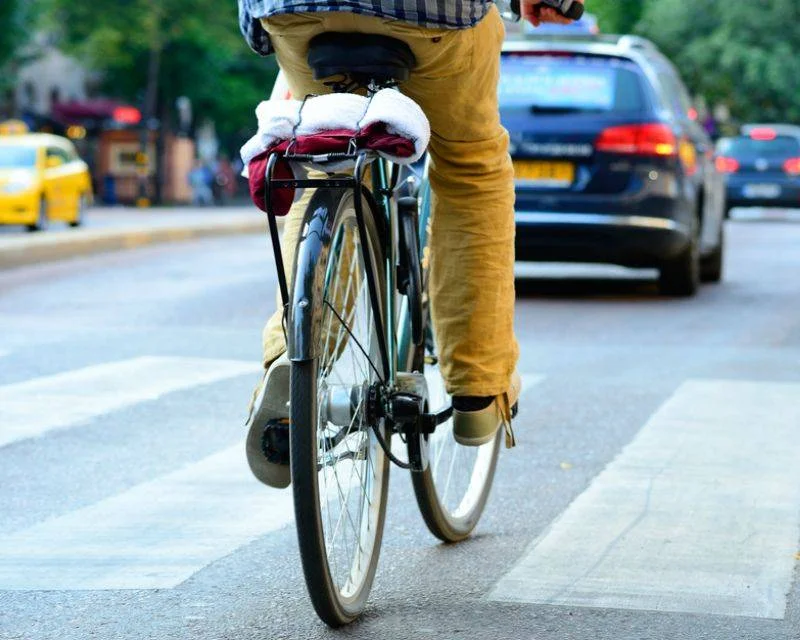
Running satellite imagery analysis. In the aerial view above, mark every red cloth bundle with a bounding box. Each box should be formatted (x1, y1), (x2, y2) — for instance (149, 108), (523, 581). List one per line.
(248, 123), (415, 216)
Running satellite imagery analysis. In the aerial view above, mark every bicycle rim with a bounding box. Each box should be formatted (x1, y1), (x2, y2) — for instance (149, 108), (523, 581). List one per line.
(291, 189), (389, 626)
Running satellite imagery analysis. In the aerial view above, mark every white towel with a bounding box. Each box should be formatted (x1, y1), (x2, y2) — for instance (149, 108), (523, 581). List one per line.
(241, 93), (370, 166)
(359, 89), (430, 163)
(240, 90), (431, 171)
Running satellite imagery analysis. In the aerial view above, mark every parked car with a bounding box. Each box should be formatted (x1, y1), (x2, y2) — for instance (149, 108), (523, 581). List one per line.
(500, 34), (726, 295)
(715, 124), (800, 217)
(0, 132), (92, 232)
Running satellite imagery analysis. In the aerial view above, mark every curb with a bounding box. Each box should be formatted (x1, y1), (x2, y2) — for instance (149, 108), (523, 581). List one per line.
(0, 217), (269, 270)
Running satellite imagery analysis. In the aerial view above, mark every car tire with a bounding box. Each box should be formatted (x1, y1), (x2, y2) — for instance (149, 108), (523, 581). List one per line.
(659, 227), (699, 297)
(69, 193), (88, 228)
(700, 226), (724, 284)
(26, 199), (48, 233)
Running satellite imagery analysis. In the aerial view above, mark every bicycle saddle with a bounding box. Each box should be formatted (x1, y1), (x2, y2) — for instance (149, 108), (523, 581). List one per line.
(307, 33), (417, 82)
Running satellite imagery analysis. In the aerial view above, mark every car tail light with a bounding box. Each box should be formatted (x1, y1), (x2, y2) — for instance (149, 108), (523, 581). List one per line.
(715, 156), (740, 173)
(783, 157), (800, 175)
(595, 123), (678, 157)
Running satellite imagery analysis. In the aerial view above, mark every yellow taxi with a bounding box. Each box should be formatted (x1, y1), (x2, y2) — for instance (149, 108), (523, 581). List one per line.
(0, 123), (93, 232)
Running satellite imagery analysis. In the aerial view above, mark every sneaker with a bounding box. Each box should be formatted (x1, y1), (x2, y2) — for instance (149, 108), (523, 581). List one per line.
(245, 354), (291, 488)
(452, 370), (521, 447)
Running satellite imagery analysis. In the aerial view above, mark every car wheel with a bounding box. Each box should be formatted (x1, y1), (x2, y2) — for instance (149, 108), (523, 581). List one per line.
(700, 226), (724, 283)
(26, 199), (48, 233)
(659, 225), (700, 297)
(69, 193), (88, 228)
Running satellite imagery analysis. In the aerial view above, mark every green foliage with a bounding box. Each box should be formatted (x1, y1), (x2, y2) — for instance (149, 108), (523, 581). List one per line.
(39, 0), (277, 151)
(0, 0), (34, 89)
(636, 0), (800, 125)
(587, 0), (644, 35)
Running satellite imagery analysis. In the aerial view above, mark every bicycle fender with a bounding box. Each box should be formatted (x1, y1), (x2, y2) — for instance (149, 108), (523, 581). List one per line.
(287, 189), (339, 362)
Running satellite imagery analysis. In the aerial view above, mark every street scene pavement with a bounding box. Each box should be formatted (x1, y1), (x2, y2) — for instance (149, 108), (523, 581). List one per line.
(0, 208), (798, 640)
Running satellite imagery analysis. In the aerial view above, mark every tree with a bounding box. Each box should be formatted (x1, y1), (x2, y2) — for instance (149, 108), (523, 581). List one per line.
(588, 0), (644, 35)
(39, 0), (278, 152)
(636, 0), (800, 125)
(0, 0), (33, 96)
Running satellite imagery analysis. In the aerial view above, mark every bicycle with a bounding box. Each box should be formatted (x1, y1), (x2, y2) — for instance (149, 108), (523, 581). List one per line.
(258, 33), (507, 627)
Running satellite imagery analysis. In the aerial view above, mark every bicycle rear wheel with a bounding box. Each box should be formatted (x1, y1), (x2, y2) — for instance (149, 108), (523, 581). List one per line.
(290, 188), (389, 626)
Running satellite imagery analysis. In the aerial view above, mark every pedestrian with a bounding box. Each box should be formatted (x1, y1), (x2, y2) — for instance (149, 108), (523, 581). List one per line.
(188, 159), (214, 206)
(239, 0), (584, 487)
(213, 154), (237, 203)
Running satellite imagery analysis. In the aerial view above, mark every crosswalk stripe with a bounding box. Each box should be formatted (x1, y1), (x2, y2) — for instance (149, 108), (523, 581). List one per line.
(0, 442), (294, 590)
(489, 379), (800, 619)
(0, 356), (261, 448)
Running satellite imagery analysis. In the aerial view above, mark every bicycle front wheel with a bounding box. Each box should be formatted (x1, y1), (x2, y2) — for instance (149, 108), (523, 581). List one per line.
(409, 328), (502, 542)
(290, 188), (389, 626)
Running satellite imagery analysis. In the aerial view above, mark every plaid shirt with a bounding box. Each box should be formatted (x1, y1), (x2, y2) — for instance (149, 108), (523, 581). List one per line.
(238, 0), (491, 56)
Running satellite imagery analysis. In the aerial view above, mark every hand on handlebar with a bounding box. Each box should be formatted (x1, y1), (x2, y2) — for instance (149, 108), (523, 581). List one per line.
(521, 0), (585, 26)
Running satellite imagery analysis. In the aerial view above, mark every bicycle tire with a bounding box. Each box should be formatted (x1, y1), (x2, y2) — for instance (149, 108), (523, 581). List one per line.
(290, 188), (390, 626)
(406, 185), (502, 543)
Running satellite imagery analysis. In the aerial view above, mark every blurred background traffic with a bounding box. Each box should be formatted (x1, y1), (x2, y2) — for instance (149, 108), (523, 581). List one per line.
(0, 1), (798, 239)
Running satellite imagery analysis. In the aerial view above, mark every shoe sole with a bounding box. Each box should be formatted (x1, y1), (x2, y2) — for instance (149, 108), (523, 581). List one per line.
(452, 402), (520, 447)
(245, 362), (291, 489)
(453, 428), (499, 447)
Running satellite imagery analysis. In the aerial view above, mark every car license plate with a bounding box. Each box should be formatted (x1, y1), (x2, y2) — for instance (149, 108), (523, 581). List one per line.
(513, 160), (575, 187)
(743, 183), (781, 199)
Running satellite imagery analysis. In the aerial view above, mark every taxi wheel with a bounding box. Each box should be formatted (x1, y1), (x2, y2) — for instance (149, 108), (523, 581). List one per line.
(69, 194), (88, 228)
(26, 199), (49, 233)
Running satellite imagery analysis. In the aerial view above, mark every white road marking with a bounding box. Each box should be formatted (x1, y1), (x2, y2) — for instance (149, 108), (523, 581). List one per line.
(0, 356), (261, 448)
(0, 443), (294, 590)
(490, 379), (800, 619)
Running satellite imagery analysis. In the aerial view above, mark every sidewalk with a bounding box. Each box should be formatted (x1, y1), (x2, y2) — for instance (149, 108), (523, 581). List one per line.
(0, 205), (268, 270)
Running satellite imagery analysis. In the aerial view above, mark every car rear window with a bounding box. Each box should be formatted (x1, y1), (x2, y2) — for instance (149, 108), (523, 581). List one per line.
(499, 54), (647, 114)
(717, 136), (800, 158)
(0, 146), (37, 168)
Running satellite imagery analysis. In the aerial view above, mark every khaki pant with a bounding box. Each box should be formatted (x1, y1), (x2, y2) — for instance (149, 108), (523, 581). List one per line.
(260, 7), (519, 397)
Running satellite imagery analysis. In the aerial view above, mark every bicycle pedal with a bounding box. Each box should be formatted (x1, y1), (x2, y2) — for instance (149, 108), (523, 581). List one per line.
(261, 418), (291, 465)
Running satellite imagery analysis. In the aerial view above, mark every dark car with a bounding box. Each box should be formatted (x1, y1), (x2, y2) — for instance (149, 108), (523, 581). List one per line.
(500, 34), (726, 295)
(715, 125), (800, 217)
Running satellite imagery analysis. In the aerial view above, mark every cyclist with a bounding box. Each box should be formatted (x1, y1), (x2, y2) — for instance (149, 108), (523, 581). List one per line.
(239, 0), (585, 488)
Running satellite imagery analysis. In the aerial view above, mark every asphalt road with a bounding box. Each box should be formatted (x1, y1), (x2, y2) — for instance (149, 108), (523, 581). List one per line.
(0, 210), (799, 640)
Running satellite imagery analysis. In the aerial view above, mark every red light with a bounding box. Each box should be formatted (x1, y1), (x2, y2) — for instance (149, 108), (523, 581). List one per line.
(715, 156), (740, 174)
(113, 106), (142, 125)
(750, 127), (776, 141)
(595, 123), (677, 157)
(783, 157), (800, 176)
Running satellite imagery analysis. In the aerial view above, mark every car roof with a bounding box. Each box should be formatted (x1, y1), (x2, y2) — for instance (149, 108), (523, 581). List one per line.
(503, 35), (679, 78)
(0, 133), (73, 150)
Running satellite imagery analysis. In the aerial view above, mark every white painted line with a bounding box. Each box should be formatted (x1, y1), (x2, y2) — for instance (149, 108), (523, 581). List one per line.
(0, 443), (294, 590)
(490, 379), (800, 619)
(0, 356), (261, 448)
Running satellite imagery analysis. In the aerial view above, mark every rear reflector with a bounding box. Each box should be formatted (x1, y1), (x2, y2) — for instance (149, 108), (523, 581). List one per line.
(750, 127), (777, 141)
(783, 157), (800, 175)
(595, 123), (677, 157)
(715, 156), (740, 174)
